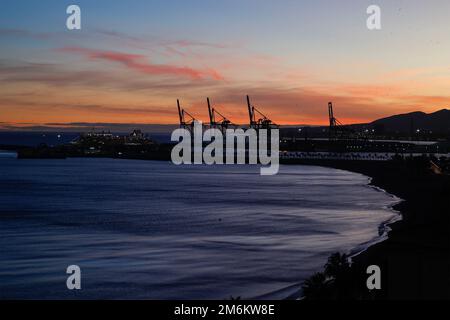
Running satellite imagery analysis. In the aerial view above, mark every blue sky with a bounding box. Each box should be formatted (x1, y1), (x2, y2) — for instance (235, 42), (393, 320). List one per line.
(1, 0), (450, 127)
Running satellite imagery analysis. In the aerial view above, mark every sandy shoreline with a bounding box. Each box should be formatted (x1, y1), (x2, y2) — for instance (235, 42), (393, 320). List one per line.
(2, 151), (448, 299)
(283, 158), (450, 299)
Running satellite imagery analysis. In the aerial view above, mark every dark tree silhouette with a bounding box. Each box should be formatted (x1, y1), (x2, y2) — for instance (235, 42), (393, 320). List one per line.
(302, 252), (353, 300)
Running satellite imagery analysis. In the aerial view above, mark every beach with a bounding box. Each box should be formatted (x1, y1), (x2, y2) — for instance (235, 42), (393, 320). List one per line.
(0, 158), (398, 299)
(2, 149), (448, 299)
(283, 158), (450, 299)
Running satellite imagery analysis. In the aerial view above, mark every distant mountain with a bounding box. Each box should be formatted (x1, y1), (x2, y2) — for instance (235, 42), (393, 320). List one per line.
(369, 109), (450, 134)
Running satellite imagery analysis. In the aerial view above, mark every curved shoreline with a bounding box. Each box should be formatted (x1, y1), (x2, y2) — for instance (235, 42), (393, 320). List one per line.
(347, 176), (403, 260)
(2, 155), (448, 299)
(283, 158), (450, 299)
(255, 166), (402, 301)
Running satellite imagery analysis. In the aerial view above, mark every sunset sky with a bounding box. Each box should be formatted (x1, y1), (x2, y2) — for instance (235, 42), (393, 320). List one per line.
(1, 0), (450, 130)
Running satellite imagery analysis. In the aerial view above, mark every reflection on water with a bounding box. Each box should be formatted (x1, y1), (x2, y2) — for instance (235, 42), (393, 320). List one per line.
(0, 158), (398, 299)
(0, 151), (17, 158)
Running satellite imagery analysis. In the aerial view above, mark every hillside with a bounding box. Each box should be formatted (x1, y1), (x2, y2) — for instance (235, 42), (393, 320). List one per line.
(369, 109), (450, 134)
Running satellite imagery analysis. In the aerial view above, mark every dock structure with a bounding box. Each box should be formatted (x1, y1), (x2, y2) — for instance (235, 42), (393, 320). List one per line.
(206, 97), (234, 133)
(177, 99), (197, 133)
(246, 95), (278, 130)
(328, 102), (357, 140)
(174, 97), (440, 152)
(176, 96), (278, 131)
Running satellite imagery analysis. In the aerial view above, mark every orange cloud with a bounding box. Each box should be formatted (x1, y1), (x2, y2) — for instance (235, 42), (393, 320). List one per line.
(3, 55), (450, 128)
(59, 47), (224, 80)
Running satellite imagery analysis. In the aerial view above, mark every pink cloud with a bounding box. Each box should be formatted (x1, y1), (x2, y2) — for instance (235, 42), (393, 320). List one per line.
(167, 39), (228, 49)
(59, 47), (224, 80)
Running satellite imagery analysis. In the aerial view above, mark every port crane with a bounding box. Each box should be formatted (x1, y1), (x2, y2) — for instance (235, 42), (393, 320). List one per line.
(177, 99), (197, 132)
(246, 95), (278, 130)
(207, 97), (234, 133)
(328, 102), (355, 140)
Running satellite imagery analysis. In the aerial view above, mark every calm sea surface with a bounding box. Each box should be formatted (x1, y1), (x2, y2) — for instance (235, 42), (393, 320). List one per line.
(0, 158), (399, 299)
